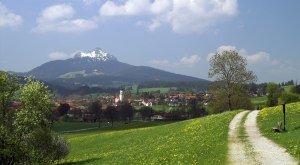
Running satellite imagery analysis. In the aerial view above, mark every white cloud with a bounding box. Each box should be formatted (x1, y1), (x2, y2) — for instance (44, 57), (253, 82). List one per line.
(206, 45), (279, 65)
(33, 4), (97, 33)
(48, 51), (72, 60)
(180, 55), (201, 64)
(151, 54), (202, 67)
(150, 0), (171, 14)
(99, 0), (238, 33)
(207, 45), (236, 61)
(217, 45), (236, 52)
(100, 0), (150, 16)
(244, 51), (279, 65)
(148, 19), (161, 31)
(0, 2), (23, 28)
(39, 4), (74, 22)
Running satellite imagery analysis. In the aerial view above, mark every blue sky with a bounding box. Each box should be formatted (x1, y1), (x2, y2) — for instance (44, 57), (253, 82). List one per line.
(0, 0), (299, 83)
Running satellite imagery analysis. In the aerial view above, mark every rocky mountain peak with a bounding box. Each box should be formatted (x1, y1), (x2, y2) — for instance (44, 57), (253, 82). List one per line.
(74, 48), (117, 62)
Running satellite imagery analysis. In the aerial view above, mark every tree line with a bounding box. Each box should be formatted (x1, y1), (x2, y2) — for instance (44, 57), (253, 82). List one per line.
(55, 100), (207, 126)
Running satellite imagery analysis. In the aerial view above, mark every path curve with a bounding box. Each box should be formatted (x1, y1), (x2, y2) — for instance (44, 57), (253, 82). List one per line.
(245, 110), (297, 165)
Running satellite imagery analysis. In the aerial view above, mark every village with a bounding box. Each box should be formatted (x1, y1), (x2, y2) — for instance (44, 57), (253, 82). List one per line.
(53, 90), (210, 123)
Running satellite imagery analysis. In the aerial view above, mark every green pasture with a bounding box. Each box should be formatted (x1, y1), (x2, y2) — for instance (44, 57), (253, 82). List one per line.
(251, 96), (267, 108)
(258, 102), (300, 160)
(58, 110), (241, 164)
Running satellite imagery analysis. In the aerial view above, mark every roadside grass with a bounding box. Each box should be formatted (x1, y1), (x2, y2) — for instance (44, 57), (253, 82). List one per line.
(251, 96), (267, 108)
(59, 110), (241, 164)
(258, 102), (300, 160)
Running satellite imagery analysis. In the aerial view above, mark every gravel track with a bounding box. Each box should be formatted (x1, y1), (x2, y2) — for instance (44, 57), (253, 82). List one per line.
(228, 110), (298, 165)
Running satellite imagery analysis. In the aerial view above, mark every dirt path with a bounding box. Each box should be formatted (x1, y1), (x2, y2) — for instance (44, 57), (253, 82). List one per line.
(228, 110), (298, 165)
(244, 110), (297, 165)
(228, 111), (253, 164)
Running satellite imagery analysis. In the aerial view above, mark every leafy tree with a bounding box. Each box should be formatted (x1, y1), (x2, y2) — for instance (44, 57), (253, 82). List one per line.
(208, 84), (254, 113)
(186, 98), (206, 118)
(103, 106), (118, 126)
(88, 101), (102, 128)
(168, 108), (185, 120)
(13, 78), (53, 134)
(280, 93), (300, 104)
(292, 85), (300, 94)
(208, 50), (256, 111)
(119, 103), (134, 123)
(139, 106), (154, 120)
(57, 103), (70, 116)
(0, 74), (69, 164)
(0, 71), (19, 125)
(266, 83), (281, 107)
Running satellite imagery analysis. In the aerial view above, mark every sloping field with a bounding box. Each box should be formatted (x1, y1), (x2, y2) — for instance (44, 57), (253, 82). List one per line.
(60, 111), (240, 164)
(258, 102), (300, 160)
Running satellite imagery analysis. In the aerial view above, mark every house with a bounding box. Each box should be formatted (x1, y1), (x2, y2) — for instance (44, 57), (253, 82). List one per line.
(151, 115), (164, 121)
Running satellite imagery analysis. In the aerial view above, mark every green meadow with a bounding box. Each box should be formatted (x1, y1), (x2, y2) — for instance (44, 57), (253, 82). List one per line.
(251, 96), (267, 108)
(130, 85), (176, 94)
(135, 105), (175, 111)
(258, 102), (300, 160)
(57, 111), (241, 164)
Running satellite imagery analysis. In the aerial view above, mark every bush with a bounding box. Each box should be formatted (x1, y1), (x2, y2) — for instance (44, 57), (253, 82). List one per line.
(52, 134), (69, 163)
(280, 93), (300, 104)
(266, 83), (281, 107)
(20, 128), (69, 164)
(139, 106), (154, 120)
(291, 85), (300, 94)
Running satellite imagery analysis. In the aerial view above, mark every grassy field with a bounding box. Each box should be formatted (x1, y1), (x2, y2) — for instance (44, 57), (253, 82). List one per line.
(130, 85), (176, 94)
(58, 110), (241, 164)
(283, 85), (294, 93)
(258, 102), (300, 160)
(139, 87), (176, 93)
(251, 96), (267, 108)
(53, 121), (173, 133)
(135, 105), (175, 111)
(53, 122), (99, 132)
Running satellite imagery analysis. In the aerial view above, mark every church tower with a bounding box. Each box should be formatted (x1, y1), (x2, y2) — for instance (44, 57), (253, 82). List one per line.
(119, 90), (124, 102)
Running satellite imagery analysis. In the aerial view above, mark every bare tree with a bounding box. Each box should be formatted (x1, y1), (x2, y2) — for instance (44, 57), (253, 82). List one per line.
(208, 50), (257, 111)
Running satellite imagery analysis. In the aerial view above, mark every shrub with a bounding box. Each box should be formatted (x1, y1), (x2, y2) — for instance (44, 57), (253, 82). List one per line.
(139, 106), (154, 120)
(52, 134), (69, 163)
(280, 93), (300, 104)
(291, 85), (300, 94)
(266, 83), (281, 107)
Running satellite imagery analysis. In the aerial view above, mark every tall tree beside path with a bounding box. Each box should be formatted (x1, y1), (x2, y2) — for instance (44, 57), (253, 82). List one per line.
(208, 50), (257, 112)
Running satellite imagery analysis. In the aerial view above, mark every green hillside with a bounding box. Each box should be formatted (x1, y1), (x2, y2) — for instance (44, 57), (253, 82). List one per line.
(59, 111), (240, 164)
(283, 85), (294, 93)
(258, 102), (300, 160)
(251, 96), (267, 108)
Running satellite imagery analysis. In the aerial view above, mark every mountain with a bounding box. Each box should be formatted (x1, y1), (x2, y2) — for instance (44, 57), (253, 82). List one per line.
(25, 48), (209, 88)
